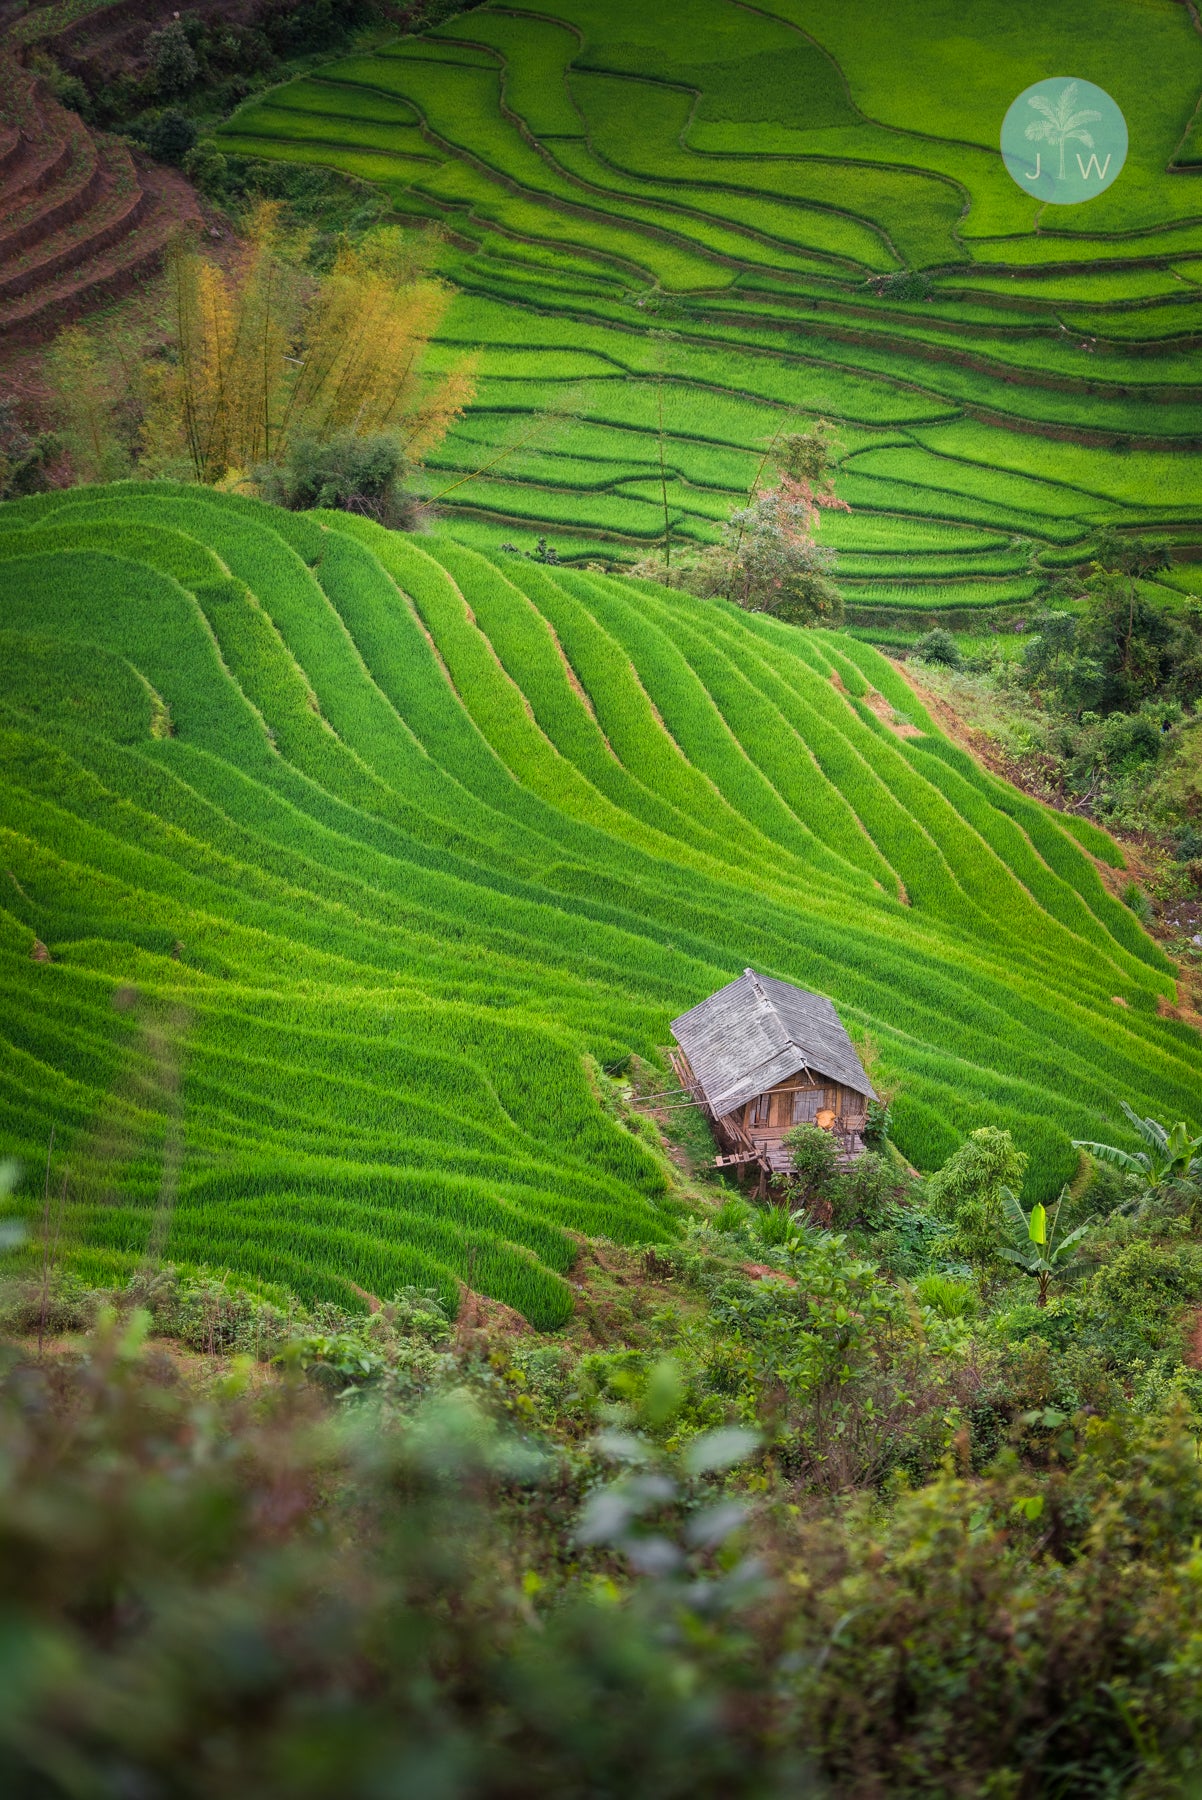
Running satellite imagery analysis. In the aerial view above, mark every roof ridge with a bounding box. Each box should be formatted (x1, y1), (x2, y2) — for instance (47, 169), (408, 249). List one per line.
(743, 966), (769, 1005)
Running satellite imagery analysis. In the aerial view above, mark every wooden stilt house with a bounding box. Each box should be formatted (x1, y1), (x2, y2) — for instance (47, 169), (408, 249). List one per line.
(669, 970), (876, 1195)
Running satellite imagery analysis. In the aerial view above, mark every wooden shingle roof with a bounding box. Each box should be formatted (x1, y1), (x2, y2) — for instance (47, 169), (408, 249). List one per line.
(671, 970), (877, 1118)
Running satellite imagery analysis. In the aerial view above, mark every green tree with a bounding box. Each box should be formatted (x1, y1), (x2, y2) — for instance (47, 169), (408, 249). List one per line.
(634, 420), (847, 626)
(1023, 534), (1196, 715)
(1021, 608), (1078, 690)
(925, 1127), (1028, 1272)
(146, 19), (199, 96)
(719, 486), (844, 623)
(43, 327), (129, 483)
(998, 1185), (1091, 1306)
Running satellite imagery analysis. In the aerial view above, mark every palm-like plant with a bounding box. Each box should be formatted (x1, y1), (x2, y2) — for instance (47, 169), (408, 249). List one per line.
(1025, 82), (1102, 182)
(1074, 1103), (1202, 1212)
(999, 1185), (1090, 1307)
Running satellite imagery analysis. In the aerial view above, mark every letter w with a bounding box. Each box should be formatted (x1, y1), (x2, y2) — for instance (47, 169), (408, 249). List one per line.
(1076, 152), (1112, 181)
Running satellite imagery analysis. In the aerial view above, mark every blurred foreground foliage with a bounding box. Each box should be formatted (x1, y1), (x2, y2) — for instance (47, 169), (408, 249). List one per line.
(7, 1153), (1202, 1795)
(6, 1117), (1202, 1792)
(6, 1304), (1202, 1795)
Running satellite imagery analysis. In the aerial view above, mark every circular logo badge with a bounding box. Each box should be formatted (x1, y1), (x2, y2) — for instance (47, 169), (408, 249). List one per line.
(1001, 77), (1127, 203)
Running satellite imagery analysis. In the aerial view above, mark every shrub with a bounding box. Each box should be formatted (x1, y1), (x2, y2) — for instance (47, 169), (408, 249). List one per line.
(0, 1342), (769, 1798)
(913, 627), (962, 668)
(827, 1152), (895, 1232)
(1092, 1239), (1202, 1314)
(147, 108), (198, 166)
(864, 269), (933, 302)
(181, 141), (230, 201)
(1175, 823), (1202, 863)
(782, 1124), (838, 1199)
(871, 1200), (951, 1280)
(0, 1269), (98, 1336)
(0, 400), (55, 501)
(862, 1098), (892, 1150)
(926, 1127), (1029, 1273)
(29, 51), (93, 120)
(257, 432), (419, 527)
(157, 1270), (291, 1358)
(388, 1284), (453, 1345)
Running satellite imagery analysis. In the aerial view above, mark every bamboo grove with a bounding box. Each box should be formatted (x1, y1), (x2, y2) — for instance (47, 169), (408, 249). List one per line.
(144, 207), (477, 486)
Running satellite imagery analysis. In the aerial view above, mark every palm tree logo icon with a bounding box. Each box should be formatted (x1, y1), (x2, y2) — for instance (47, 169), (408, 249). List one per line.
(1023, 81), (1102, 182)
(1001, 77), (1127, 204)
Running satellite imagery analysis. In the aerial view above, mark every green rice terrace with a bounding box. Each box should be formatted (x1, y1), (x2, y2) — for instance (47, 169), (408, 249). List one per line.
(1, 481), (1199, 1322)
(214, 0), (1202, 641)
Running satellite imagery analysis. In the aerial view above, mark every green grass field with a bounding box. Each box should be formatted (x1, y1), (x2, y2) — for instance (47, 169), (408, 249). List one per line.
(1, 483), (1198, 1320)
(216, 0), (1202, 625)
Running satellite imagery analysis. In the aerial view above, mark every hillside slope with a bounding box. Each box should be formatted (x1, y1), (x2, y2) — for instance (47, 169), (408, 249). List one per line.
(0, 484), (1198, 1319)
(216, 0), (1202, 630)
(0, 61), (200, 342)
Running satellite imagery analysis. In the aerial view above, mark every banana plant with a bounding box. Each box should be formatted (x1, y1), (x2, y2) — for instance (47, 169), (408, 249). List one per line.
(998, 1185), (1090, 1307)
(1074, 1103), (1202, 1215)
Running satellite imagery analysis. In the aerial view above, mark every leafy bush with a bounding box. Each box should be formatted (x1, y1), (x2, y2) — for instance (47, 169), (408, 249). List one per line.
(0, 1339), (769, 1798)
(387, 1284), (453, 1345)
(871, 1199), (952, 1280)
(862, 1097), (892, 1149)
(913, 627), (962, 667)
(257, 432), (419, 527)
(0, 1268), (100, 1336)
(164, 1271), (291, 1357)
(713, 1196), (753, 1236)
(146, 107), (198, 166)
(782, 1123), (838, 1200)
(1092, 1239), (1202, 1314)
(0, 400), (55, 502)
(181, 140), (230, 200)
(864, 269), (933, 301)
(28, 51), (92, 119)
(827, 1151), (895, 1232)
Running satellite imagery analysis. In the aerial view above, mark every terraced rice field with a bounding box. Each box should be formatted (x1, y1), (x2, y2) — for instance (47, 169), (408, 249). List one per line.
(0, 63), (199, 341)
(215, 0), (1202, 633)
(1, 483), (1198, 1318)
